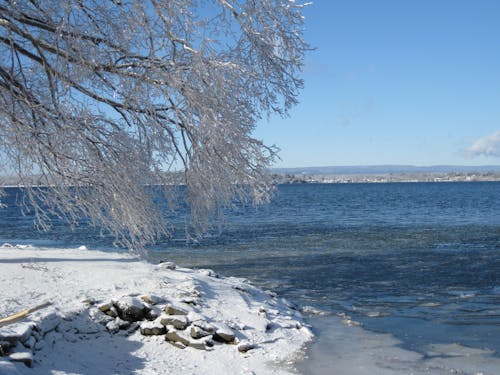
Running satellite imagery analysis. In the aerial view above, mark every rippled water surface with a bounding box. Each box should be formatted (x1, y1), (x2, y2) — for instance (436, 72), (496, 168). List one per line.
(2, 182), (500, 369)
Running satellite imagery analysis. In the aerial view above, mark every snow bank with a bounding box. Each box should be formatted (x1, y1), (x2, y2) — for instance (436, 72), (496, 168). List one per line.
(0, 244), (313, 374)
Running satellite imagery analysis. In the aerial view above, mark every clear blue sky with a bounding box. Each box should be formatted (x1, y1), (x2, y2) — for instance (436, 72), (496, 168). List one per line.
(254, 0), (500, 168)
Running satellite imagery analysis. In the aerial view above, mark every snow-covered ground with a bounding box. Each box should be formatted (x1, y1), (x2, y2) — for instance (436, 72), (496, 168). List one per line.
(0, 244), (313, 374)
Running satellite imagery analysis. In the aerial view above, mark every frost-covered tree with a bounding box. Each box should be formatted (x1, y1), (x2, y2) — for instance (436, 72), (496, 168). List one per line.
(0, 0), (308, 248)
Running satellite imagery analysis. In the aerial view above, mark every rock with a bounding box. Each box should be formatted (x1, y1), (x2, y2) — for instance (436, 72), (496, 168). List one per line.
(158, 261), (176, 270)
(165, 330), (190, 346)
(140, 319), (166, 336)
(238, 341), (256, 353)
(98, 302), (112, 313)
(34, 312), (60, 335)
(0, 341), (12, 356)
(164, 304), (188, 316)
(213, 323), (235, 343)
(180, 297), (197, 305)
(192, 320), (215, 333)
(22, 336), (36, 349)
(105, 306), (118, 318)
(159, 314), (189, 330)
(188, 341), (207, 350)
(188, 337), (214, 351)
(88, 308), (114, 325)
(0, 323), (33, 344)
(124, 322), (140, 335)
(113, 297), (147, 322)
(9, 351), (33, 367)
(165, 329), (212, 350)
(106, 317), (130, 333)
(190, 325), (211, 339)
(31, 330), (41, 341)
(81, 298), (96, 305)
(144, 306), (162, 321)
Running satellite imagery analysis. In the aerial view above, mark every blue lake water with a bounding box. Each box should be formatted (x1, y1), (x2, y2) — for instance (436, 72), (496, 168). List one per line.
(1, 182), (500, 373)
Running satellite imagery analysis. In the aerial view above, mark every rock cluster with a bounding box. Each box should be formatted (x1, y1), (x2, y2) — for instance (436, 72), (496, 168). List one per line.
(97, 295), (236, 351)
(0, 293), (239, 368)
(0, 260), (310, 371)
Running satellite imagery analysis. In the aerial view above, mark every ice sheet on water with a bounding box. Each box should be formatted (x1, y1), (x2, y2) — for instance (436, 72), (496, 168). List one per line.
(297, 315), (500, 375)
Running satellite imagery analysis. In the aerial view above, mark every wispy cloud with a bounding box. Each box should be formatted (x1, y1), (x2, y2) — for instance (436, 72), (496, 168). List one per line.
(465, 130), (500, 158)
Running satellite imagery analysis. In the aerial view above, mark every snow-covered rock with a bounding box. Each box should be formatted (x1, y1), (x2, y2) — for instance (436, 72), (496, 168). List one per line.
(190, 325), (211, 339)
(159, 314), (189, 330)
(144, 305), (162, 321)
(0, 323), (33, 344)
(105, 317), (131, 333)
(139, 319), (166, 336)
(32, 312), (61, 334)
(192, 319), (216, 333)
(238, 341), (256, 353)
(213, 323), (235, 343)
(9, 350), (33, 367)
(165, 327), (190, 346)
(113, 296), (147, 322)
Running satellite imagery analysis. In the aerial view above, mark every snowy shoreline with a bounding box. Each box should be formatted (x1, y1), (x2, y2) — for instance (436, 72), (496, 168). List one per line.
(0, 244), (313, 374)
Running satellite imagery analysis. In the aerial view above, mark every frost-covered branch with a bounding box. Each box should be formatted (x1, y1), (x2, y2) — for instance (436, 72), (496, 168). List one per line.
(0, 0), (309, 249)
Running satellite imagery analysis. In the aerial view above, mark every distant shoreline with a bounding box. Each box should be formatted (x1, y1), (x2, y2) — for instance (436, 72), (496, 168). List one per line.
(272, 172), (500, 184)
(271, 164), (500, 175)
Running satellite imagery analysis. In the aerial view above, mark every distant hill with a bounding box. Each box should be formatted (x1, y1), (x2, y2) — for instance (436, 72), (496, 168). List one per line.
(271, 165), (500, 175)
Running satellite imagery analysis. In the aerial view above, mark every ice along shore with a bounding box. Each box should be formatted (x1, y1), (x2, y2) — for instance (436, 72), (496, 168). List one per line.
(0, 244), (313, 374)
